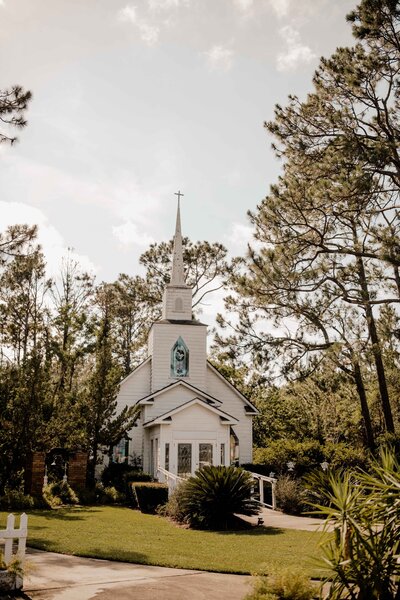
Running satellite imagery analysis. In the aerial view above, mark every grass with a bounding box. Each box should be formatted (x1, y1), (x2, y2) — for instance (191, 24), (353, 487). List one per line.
(1, 506), (327, 576)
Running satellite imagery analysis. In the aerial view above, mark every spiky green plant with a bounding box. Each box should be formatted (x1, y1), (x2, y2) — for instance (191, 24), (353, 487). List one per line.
(310, 447), (400, 599)
(178, 465), (259, 530)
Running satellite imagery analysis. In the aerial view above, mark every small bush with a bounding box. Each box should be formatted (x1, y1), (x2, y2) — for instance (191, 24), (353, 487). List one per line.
(246, 568), (314, 600)
(101, 463), (152, 495)
(158, 482), (190, 523)
(132, 482), (168, 514)
(42, 481), (79, 509)
(174, 466), (259, 530)
(274, 476), (307, 515)
(0, 489), (35, 511)
(97, 485), (126, 505)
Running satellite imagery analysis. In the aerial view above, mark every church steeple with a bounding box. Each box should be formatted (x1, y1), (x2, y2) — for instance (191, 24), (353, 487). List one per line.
(170, 192), (185, 285)
(161, 191), (193, 321)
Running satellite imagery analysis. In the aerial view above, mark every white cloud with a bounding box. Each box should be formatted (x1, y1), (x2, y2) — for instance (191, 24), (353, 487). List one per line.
(119, 5), (137, 24)
(269, 0), (291, 18)
(277, 25), (316, 71)
(233, 0), (254, 12)
(224, 222), (253, 256)
(113, 221), (155, 247)
(0, 202), (96, 277)
(118, 5), (160, 45)
(148, 0), (183, 9)
(204, 45), (234, 72)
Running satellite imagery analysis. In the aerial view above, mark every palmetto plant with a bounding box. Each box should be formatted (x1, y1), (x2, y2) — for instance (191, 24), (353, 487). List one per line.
(311, 448), (400, 600)
(179, 465), (259, 530)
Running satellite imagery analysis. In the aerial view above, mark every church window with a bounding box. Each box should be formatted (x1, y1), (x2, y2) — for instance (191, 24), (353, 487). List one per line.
(112, 438), (129, 463)
(220, 443), (225, 466)
(175, 297), (183, 312)
(199, 443), (213, 469)
(178, 443), (192, 477)
(171, 336), (189, 377)
(165, 443), (170, 471)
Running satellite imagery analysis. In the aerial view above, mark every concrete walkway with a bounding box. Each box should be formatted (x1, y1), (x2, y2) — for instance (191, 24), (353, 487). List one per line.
(23, 549), (252, 600)
(19, 510), (326, 600)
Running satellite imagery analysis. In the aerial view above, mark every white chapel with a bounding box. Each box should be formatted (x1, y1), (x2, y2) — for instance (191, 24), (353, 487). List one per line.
(114, 198), (258, 479)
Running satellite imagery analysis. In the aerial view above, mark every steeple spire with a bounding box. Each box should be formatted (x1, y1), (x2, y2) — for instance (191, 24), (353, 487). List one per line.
(161, 190), (192, 321)
(171, 191), (185, 285)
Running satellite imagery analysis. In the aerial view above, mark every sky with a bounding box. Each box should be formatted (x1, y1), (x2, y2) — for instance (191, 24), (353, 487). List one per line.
(0, 0), (356, 322)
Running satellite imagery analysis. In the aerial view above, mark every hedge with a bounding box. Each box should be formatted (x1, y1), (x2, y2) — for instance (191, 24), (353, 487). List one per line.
(131, 482), (168, 514)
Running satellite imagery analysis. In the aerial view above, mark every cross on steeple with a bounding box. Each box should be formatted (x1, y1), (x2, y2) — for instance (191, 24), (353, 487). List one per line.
(174, 190), (184, 203)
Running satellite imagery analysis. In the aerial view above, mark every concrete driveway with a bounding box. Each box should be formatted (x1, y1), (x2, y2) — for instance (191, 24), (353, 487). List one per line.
(22, 549), (252, 600)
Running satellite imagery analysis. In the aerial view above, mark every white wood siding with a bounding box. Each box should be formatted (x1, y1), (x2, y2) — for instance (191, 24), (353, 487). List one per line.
(206, 365), (253, 464)
(148, 323), (207, 392)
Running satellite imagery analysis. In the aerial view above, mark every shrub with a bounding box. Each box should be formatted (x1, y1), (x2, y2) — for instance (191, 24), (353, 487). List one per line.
(176, 465), (259, 530)
(0, 489), (35, 511)
(42, 481), (79, 508)
(274, 476), (307, 516)
(132, 482), (168, 514)
(245, 568), (314, 600)
(97, 485), (126, 505)
(158, 482), (190, 523)
(101, 463), (152, 494)
(251, 440), (368, 477)
(313, 447), (400, 600)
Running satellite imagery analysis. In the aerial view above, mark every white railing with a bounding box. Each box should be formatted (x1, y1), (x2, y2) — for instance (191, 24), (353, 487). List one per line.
(157, 467), (185, 495)
(250, 473), (277, 510)
(0, 513), (28, 589)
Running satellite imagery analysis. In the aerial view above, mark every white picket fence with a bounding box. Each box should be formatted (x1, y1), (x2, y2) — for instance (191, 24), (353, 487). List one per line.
(0, 513), (28, 566)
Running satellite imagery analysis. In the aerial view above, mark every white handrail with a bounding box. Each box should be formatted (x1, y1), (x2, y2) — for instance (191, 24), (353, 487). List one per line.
(250, 472), (277, 510)
(157, 467), (185, 495)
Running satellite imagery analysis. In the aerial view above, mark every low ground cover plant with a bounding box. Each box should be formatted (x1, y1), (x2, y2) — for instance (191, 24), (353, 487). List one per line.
(0, 489), (35, 511)
(245, 568), (314, 600)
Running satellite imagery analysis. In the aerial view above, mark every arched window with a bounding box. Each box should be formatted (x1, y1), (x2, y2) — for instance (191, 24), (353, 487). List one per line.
(171, 336), (189, 377)
(175, 297), (183, 312)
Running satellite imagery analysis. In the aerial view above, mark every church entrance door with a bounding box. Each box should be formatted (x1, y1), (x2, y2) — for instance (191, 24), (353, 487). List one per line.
(176, 441), (215, 477)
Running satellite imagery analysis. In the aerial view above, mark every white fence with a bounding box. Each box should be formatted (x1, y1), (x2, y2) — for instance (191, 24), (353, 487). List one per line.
(0, 513), (28, 566)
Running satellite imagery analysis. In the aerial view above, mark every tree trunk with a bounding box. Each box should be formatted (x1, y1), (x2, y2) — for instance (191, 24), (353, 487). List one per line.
(352, 359), (375, 450)
(354, 245), (395, 434)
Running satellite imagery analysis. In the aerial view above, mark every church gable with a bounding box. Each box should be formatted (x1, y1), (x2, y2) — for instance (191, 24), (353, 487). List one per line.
(115, 356), (151, 413)
(144, 398), (238, 428)
(206, 362), (258, 415)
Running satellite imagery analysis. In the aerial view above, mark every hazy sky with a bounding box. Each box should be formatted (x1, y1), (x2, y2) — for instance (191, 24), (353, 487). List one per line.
(0, 0), (356, 319)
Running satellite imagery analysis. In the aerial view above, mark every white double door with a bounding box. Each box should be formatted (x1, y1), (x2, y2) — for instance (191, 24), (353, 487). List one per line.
(177, 440), (214, 477)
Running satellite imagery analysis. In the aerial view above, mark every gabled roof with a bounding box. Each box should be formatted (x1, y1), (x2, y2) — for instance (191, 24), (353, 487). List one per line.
(136, 379), (222, 406)
(143, 397), (238, 428)
(118, 356), (151, 388)
(206, 361), (259, 415)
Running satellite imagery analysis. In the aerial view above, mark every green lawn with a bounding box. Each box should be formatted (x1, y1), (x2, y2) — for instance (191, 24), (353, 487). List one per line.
(1, 507), (327, 576)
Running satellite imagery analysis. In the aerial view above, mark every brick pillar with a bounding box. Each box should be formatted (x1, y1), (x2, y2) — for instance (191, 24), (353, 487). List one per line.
(68, 452), (88, 491)
(25, 452), (46, 496)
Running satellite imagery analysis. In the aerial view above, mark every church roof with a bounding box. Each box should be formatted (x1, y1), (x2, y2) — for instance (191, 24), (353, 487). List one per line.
(143, 397), (238, 428)
(136, 379), (222, 406)
(206, 361), (259, 414)
(155, 319), (207, 326)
